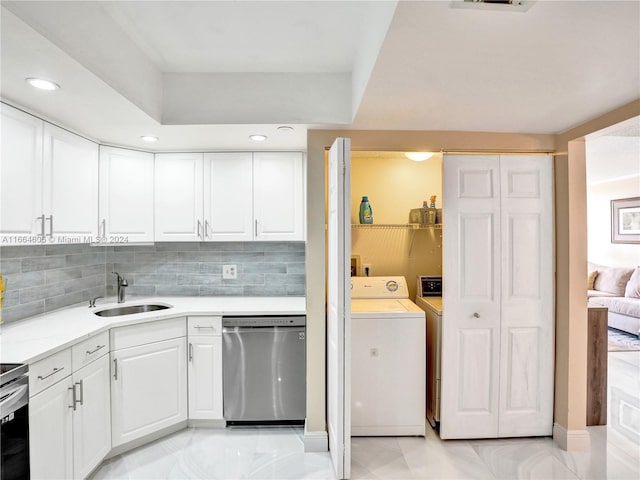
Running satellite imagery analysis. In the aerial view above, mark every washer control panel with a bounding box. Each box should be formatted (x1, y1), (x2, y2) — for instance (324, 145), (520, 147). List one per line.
(351, 276), (409, 299)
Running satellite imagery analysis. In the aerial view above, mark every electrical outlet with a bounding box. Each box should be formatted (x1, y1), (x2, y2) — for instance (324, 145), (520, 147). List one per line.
(222, 264), (237, 279)
(363, 264), (372, 277)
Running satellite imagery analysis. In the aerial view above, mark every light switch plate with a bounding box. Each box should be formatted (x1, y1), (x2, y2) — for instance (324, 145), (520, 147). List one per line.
(222, 264), (237, 279)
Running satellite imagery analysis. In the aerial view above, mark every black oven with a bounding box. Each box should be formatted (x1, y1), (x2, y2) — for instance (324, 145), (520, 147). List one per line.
(1, 364), (29, 480)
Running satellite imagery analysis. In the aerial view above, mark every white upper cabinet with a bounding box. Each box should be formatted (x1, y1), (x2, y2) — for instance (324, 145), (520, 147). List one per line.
(43, 123), (99, 240)
(204, 152), (254, 241)
(99, 146), (154, 243)
(0, 104), (43, 239)
(0, 104), (99, 243)
(253, 152), (305, 241)
(154, 153), (204, 241)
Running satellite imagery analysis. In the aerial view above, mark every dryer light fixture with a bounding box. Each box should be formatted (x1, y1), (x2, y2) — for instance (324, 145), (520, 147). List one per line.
(25, 77), (60, 91)
(250, 134), (267, 142)
(140, 135), (158, 143)
(405, 152), (434, 162)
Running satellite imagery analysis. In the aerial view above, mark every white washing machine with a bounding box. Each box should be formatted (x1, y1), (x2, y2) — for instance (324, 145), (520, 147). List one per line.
(351, 276), (426, 436)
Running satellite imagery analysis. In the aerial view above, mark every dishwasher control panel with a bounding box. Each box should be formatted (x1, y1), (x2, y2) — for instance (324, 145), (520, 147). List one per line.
(222, 315), (306, 328)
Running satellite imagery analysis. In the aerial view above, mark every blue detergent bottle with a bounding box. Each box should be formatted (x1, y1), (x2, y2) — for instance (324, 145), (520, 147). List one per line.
(359, 196), (373, 224)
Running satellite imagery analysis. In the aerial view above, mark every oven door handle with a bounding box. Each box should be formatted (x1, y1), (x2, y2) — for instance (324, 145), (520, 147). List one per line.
(0, 383), (28, 414)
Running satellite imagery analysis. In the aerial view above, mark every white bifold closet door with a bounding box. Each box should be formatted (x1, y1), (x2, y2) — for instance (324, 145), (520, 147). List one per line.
(327, 138), (351, 479)
(441, 154), (554, 439)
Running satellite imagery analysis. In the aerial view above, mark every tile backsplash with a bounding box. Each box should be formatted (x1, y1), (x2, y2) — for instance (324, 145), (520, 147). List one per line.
(1, 242), (306, 324)
(0, 244), (106, 324)
(105, 242), (305, 298)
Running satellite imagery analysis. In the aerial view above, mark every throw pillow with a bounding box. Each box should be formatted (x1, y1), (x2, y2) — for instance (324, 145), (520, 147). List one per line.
(594, 266), (635, 296)
(587, 270), (598, 290)
(624, 266), (640, 298)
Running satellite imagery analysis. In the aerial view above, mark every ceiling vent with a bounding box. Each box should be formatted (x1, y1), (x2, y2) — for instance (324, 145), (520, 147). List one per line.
(452, 0), (535, 12)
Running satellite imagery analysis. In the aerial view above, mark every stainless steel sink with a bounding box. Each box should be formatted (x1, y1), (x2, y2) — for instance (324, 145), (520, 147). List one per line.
(94, 304), (172, 317)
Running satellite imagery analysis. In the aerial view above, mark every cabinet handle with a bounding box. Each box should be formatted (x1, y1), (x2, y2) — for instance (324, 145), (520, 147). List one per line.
(37, 214), (46, 236)
(473, 312), (481, 318)
(197, 220), (202, 239)
(46, 215), (54, 237)
(101, 218), (106, 237)
(188, 343), (194, 362)
(86, 344), (105, 355)
(69, 385), (76, 410)
(113, 358), (118, 380)
(194, 325), (215, 329)
(204, 220), (210, 239)
(37, 366), (63, 381)
(75, 380), (84, 407)
(255, 219), (258, 237)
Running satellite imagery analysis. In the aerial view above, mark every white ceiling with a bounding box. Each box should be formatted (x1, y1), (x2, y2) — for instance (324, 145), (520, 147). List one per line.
(1, 0), (639, 151)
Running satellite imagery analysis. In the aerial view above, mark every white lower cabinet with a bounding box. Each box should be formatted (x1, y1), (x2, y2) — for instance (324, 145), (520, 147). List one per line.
(29, 351), (110, 479)
(72, 355), (111, 479)
(187, 336), (223, 420)
(187, 316), (223, 420)
(29, 375), (74, 479)
(111, 335), (187, 447)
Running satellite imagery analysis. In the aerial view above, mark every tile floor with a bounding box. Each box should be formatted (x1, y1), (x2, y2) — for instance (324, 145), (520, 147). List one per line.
(91, 352), (640, 480)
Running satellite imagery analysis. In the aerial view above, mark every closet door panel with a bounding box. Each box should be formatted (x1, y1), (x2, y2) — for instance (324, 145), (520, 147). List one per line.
(441, 155), (501, 439)
(498, 155), (554, 437)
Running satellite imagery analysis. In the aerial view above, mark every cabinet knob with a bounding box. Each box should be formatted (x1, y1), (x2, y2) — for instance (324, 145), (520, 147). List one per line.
(473, 312), (481, 318)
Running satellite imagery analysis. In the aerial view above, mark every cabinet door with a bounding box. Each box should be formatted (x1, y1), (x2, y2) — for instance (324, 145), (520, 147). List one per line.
(441, 155), (501, 439)
(253, 152), (305, 241)
(111, 337), (187, 447)
(99, 146), (154, 243)
(154, 153), (204, 241)
(187, 336), (223, 419)
(0, 104), (43, 240)
(43, 123), (99, 240)
(29, 376), (74, 480)
(72, 354), (111, 479)
(497, 155), (554, 437)
(204, 152), (253, 241)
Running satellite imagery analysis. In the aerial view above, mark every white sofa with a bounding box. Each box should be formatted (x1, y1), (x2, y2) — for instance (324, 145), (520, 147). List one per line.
(588, 263), (640, 337)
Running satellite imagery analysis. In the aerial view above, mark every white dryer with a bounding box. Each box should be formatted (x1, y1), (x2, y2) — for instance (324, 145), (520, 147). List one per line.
(351, 276), (426, 436)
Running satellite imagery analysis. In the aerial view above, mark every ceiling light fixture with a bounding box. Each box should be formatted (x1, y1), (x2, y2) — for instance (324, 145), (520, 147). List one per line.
(140, 135), (158, 143)
(25, 77), (60, 91)
(277, 126), (294, 133)
(405, 152), (434, 162)
(250, 134), (267, 142)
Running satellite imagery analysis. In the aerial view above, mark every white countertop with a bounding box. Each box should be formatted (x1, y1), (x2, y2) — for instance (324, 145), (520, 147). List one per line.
(0, 296), (306, 364)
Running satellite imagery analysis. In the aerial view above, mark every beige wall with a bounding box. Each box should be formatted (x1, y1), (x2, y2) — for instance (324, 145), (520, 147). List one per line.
(351, 152), (442, 299)
(306, 129), (555, 434)
(553, 99), (640, 443)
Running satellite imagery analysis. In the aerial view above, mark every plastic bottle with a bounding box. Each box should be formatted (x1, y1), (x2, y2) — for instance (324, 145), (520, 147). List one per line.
(359, 196), (373, 224)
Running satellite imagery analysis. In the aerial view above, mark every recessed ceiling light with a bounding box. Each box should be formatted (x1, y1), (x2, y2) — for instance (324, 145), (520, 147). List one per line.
(25, 77), (60, 91)
(405, 152), (434, 162)
(140, 135), (158, 143)
(250, 134), (267, 142)
(277, 126), (294, 133)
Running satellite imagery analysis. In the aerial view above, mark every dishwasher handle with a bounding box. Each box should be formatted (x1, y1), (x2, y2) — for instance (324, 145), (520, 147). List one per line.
(222, 325), (306, 334)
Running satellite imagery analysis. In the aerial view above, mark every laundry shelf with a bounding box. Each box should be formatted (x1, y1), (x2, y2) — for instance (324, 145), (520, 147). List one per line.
(351, 223), (442, 230)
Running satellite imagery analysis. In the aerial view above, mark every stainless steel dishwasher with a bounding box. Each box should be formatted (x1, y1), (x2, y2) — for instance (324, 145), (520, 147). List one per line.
(222, 315), (306, 424)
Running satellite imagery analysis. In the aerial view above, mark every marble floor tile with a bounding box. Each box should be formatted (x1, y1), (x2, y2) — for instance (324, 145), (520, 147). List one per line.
(91, 352), (640, 480)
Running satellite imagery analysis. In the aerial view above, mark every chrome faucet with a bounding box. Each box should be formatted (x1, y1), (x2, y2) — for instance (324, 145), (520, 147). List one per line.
(112, 272), (128, 304)
(88, 296), (103, 308)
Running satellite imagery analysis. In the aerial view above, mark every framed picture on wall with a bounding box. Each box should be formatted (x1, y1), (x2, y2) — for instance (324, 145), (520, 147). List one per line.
(611, 197), (640, 244)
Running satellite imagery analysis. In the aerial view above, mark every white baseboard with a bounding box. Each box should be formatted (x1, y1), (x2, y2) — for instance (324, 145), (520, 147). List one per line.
(553, 422), (591, 451)
(304, 421), (328, 452)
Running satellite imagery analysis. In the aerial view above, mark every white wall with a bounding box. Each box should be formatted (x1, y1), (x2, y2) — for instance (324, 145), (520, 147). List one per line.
(586, 135), (640, 267)
(587, 176), (640, 267)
